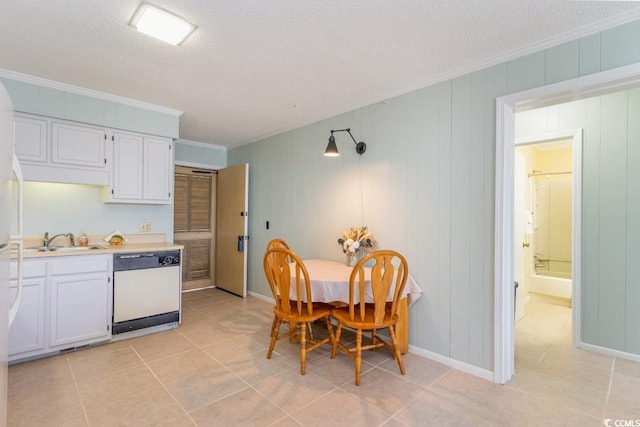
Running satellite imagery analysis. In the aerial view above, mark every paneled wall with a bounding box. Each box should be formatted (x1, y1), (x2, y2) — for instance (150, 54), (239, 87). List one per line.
(517, 90), (640, 355)
(230, 19), (640, 371)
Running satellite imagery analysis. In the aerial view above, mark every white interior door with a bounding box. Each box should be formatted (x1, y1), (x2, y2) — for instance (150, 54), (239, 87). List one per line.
(215, 163), (248, 297)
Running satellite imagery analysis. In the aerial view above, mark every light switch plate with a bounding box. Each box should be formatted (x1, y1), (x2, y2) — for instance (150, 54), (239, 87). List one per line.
(139, 221), (151, 232)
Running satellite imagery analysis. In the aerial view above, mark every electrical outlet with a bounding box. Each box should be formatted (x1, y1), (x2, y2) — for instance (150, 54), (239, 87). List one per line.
(139, 221), (151, 232)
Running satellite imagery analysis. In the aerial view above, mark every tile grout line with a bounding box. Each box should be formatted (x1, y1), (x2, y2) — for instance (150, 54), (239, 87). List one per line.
(128, 343), (199, 426)
(64, 354), (92, 427)
(603, 357), (616, 420)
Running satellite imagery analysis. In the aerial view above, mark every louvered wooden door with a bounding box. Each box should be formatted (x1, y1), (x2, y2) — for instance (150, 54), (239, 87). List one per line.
(173, 166), (216, 291)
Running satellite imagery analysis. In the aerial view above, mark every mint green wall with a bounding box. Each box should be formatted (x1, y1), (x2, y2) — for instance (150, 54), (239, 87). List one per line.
(175, 140), (227, 168)
(0, 78), (179, 138)
(229, 19), (640, 370)
(517, 91), (640, 355)
(21, 182), (173, 240)
(2, 77), (179, 241)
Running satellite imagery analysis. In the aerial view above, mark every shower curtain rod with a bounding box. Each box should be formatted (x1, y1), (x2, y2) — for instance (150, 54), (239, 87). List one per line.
(527, 170), (572, 177)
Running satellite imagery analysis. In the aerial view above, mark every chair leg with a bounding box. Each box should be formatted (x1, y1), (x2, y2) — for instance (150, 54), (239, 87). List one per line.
(289, 320), (298, 343)
(331, 323), (343, 359)
(308, 322), (314, 341)
(324, 316), (335, 348)
(388, 326), (405, 375)
(270, 316), (277, 337)
(355, 329), (362, 386)
(267, 317), (282, 359)
(300, 322), (307, 375)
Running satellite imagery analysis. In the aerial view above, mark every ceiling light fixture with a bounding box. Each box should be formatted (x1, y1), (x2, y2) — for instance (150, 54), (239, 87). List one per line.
(130, 3), (196, 46)
(324, 128), (366, 157)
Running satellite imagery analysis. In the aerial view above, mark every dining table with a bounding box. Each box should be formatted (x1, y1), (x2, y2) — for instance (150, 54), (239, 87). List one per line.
(292, 258), (423, 354)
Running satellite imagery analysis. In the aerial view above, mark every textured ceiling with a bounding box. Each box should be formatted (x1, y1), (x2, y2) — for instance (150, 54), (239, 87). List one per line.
(1, 1), (640, 148)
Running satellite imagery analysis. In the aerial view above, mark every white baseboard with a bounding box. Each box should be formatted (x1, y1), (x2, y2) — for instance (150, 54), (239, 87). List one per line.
(578, 342), (640, 363)
(407, 345), (495, 382)
(248, 290), (274, 303)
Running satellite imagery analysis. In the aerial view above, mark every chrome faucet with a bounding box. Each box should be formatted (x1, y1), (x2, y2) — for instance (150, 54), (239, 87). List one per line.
(43, 232), (75, 248)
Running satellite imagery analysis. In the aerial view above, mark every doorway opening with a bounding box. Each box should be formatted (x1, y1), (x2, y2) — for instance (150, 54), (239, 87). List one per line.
(173, 165), (217, 292)
(494, 62), (640, 384)
(513, 133), (580, 377)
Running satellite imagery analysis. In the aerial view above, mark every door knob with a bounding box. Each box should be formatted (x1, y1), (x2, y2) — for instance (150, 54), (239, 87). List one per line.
(522, 242), (530, 248)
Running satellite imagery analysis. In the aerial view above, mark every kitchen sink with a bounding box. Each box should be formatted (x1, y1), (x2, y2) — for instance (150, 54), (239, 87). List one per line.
(23, 245), (106, 253)
(50, 245), (106, 251)
(23, 246), (61, 252)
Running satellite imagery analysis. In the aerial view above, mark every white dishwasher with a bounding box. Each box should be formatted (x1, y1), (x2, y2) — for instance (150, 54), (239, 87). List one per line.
(112, 250), (181, 335)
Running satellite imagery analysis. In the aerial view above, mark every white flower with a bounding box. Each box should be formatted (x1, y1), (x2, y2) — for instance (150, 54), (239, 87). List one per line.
(338, 226), (377, 255)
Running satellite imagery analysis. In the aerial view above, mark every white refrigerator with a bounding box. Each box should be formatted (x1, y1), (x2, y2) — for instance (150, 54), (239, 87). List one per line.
(0, 80), (24, 425)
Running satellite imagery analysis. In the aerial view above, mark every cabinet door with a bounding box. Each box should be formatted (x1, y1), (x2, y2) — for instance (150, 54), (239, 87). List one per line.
(112, 132), (144, 200)
(143, 137), (172, 202)
(8, 278), (46, 357)
(14, 115), (48, 163)
(51, 121), (106, 168)
(49, 272), (110, 348)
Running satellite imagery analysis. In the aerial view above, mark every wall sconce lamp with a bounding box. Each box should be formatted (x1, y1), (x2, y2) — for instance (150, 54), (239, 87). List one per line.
(324, 128), (367, 156)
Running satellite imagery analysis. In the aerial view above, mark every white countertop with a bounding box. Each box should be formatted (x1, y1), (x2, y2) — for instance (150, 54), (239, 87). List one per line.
(12, 233), (183, 258)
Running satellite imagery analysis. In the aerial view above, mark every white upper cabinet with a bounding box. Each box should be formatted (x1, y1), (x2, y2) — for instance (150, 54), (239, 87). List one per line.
(143, 137), (172, 202)
(106, 131), (172, 204)
(14, 115), (48, 163)
(14, 113), (110, 186)
(51, 121), (106, 168)
(13, 113), (174, 204)
(111, 131), (144, 201)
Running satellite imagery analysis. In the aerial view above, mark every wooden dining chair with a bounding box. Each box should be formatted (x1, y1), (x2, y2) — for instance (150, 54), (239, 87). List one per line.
(265, 238), (315, 341)
(266, 238), (292, 254)
(330, 249), (408, 385)
(263, 246), (335, 374)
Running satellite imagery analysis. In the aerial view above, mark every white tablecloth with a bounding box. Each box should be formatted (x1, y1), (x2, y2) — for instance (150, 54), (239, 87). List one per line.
(291, 259), (423, 306)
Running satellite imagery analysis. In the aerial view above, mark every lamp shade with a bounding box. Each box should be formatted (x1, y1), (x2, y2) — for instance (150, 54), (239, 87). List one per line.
(324, 135), (340, 156)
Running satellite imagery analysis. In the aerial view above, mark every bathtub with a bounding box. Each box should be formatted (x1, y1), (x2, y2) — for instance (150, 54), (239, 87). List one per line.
(529, 272), (572, 299)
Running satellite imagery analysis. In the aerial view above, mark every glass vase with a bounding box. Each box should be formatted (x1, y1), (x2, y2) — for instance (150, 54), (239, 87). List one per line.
(346, 252), (358, 267)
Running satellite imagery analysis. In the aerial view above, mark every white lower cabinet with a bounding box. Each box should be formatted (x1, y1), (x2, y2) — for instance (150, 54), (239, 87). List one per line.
(8, 264), (46, 358)
(8, 254), (112, 362)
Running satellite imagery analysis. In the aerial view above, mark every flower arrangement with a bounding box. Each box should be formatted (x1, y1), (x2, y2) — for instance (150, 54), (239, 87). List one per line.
(338, 226), (376, 255)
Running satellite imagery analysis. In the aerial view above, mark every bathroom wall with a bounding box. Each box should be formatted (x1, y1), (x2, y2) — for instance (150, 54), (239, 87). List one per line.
(531, 147), (573, 277)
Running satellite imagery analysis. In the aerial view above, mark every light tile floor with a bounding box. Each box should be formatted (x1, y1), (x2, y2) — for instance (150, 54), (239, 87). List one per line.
(7, 289), (640, 426)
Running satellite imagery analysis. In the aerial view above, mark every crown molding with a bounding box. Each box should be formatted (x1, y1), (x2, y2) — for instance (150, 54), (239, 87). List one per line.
(0, 68), (183, 117)
(175, 138), (227, 151)
(174, 160), (225, 170)
(230, 9), (640, 150)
